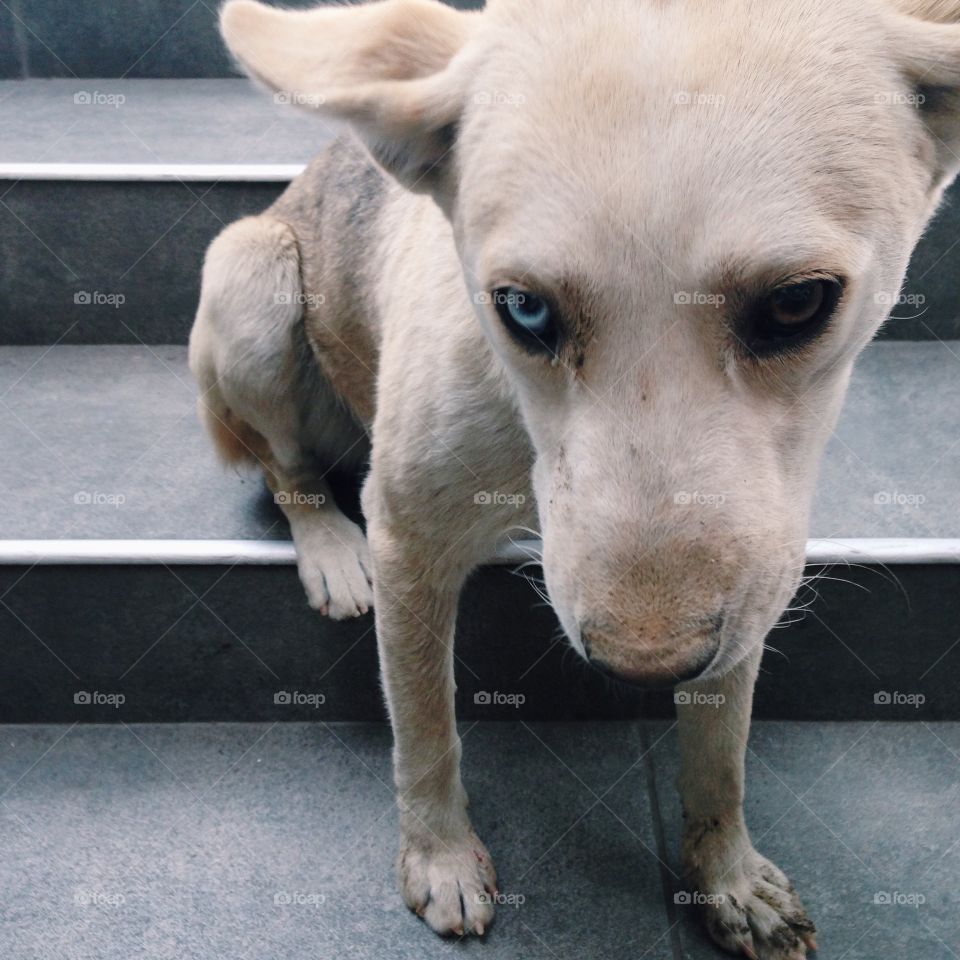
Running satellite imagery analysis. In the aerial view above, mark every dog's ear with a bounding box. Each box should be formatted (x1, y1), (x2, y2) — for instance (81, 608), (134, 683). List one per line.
(220, 0), (477, 196)
(889, 4), (960, 192)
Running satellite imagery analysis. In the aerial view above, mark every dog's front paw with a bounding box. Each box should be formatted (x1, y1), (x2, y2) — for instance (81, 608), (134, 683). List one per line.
(294, 520), (373, 619)
(683, 822), (816, 959)
(398, 828), (498, 937)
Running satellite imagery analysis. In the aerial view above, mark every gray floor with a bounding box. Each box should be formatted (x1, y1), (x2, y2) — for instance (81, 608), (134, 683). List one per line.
(1, 720), (956, 959)
(0, 341), (957, 540)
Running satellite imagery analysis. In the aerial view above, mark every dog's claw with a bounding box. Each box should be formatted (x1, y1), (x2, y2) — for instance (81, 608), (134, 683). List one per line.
(398, 829), (497, 938)
(294, 520), (374, 619)
(684, 845), (815, 960)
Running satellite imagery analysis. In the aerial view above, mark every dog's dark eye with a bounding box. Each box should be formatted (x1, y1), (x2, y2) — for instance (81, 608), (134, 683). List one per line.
(491, 286), (558, 354)
(749, 278), (841, 355)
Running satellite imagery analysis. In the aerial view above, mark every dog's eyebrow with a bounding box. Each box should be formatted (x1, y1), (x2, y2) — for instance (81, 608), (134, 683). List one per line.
(553, 276), (600, 372)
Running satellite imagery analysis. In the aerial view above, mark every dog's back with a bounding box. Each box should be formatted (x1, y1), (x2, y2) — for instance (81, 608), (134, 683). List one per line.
(189, 134), (397, 471)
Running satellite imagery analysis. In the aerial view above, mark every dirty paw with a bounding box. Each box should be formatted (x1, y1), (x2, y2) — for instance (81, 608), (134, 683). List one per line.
(398, 829), (498, 937)
(688, 852), (816, 959)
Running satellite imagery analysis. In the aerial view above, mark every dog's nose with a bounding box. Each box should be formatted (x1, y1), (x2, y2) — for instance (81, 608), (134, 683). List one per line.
(581, 620), (721, 689)
(586, 645), (718, 689)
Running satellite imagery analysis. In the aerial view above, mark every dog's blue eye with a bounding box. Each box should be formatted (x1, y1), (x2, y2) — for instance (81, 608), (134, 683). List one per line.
(506, 291), (549, 331)
(491, 286), (557, 354)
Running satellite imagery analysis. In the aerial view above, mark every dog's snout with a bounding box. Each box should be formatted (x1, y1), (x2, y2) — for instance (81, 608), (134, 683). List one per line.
(585, 638), (720, 689)
(581, 614), (722, 689)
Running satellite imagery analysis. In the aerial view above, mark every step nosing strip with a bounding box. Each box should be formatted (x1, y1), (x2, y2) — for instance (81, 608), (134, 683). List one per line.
(0, 162), (305, 182)
(0, 538), (957, 565)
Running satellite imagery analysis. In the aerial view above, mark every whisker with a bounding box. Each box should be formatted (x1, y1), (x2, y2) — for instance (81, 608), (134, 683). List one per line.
(762, 642), (788, 661)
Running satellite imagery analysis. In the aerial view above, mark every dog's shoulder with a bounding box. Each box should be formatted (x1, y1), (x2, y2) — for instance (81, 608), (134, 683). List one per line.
(270, 134), (395, 422)
(277, 135), (385, 227)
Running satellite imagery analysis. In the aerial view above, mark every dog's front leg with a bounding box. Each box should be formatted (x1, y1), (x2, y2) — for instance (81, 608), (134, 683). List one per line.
(676, 649), (817, 959)
(368, 520), (497, 938)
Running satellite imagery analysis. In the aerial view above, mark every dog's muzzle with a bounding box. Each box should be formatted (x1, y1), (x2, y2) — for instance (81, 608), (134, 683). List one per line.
(581, 615), (723, 689)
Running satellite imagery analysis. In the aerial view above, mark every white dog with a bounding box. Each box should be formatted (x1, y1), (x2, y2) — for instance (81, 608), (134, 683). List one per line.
(189, 0), (960, 955)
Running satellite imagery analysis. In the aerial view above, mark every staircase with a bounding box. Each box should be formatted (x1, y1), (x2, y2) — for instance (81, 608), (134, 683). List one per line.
(1, 7), (959, 959)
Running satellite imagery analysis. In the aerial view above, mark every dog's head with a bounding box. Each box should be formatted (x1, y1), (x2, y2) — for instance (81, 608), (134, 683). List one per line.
(223, 0), (960, 684)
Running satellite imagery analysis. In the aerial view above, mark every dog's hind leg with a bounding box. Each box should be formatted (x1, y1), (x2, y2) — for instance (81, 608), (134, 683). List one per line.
(189, 214), (373, 619)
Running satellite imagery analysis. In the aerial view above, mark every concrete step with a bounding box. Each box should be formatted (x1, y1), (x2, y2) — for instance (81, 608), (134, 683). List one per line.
(0, 78), (958, 342)
(1, 719), (956, 959)
(0, 342), (958, 722)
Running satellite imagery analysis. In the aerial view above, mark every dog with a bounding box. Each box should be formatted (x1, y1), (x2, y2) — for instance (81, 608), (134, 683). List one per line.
(189, 0), (960, 954)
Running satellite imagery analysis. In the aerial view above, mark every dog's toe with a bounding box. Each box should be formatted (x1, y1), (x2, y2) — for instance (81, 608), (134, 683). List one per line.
(399, 829), (497, 937)
(688, 851), (816, 960)
(295, 524), (374, 619)
(322, 553), (373, 620)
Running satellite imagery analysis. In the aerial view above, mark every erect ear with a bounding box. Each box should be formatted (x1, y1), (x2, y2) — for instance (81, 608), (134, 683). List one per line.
(220, 0), (478, 195)
(888, 3), (960, 192)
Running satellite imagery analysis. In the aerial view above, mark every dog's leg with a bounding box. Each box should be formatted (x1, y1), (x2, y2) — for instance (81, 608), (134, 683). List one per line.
(190, 214), (373, 619)
(676, 649), (817, 959)
(264, 464), (373, 620)
(366, 516), (497, 938)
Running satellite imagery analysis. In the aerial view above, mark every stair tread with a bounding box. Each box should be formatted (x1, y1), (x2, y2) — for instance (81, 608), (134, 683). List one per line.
(0, 341), (957, 543)
(1, 719), (955, 959)
(0, 79), (331, 167)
